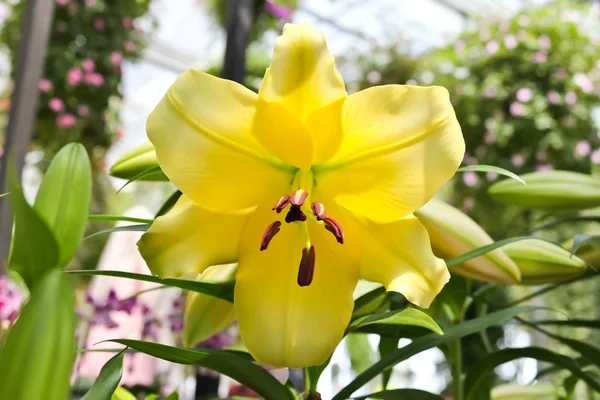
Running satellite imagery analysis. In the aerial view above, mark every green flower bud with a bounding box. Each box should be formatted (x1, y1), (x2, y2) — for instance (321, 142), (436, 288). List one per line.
(491, 383), (557, 400)
(109, 141), (168, 181)
(183, 264), (236, 347)
(489, 171), (600, 210)
(416, 199), (520, 284)
(503, 238), (586, 285)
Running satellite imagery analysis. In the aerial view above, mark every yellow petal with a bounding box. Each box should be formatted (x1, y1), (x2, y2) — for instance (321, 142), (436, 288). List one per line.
(147, 69), (292, 212)
(183, 264), (236, 347)
(252, 99), (313, 169)
(259, 23), (346, 122)
(235, 202), (359, 368)
(137, 196), (250, 278)
(355, 213), (450, 308)
(314, 85), (465, 223)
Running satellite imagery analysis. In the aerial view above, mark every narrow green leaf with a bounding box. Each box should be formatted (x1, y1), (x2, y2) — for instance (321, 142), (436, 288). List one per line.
(117, 166), (163, 193)
(0, 192), (9, 198)
(88, 215), (154, 224)
(458, 165), (525, 185)
(332, 306), (540, 400)
(529, 319), (600, 329)
(377, 338), (399, 389)
(353, 286), (386, 316)
(353, 388), (444, 400)
(84, 224), (151, 240)
(446, 236), (537, 268)
(8, 165), (59, 289)
(348, 308), (443, 337)
(65, 270), (234, 302)
(109, 340), (294, 400)
(34, 143), (91, 266)
(165, 391), (179, 400)
(155, 190), (182, 218)
(0, 270), (76, 400)
(463, 347), (600, 400)
(82, 350), (126, 400)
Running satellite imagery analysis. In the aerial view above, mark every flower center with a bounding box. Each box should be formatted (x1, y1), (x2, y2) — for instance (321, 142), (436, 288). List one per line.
(259, 170), (344, 287)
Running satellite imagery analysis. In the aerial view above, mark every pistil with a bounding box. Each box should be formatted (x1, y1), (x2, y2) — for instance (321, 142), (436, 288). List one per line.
(297, 245), (316, 287)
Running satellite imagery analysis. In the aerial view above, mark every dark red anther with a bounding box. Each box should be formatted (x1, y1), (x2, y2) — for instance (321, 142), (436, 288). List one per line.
(297, 245), (316, 287)
(311, 202), (326, 221)
(323, 217), (344, 244)
(272, 195), (291, 213)
(290, 190), (308, 206)
(260, 221), (282, 251)
(285, 206), (307, 223)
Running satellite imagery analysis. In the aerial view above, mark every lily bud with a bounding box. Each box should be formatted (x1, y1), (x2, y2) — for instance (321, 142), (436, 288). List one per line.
(491, 383), (557, 400)
(183, 264), (236, 348)
(109, 141), (168, 181)
(503, 238), (586, 285)
(415, 199), (520, 284)
(489, 170), (600, 210)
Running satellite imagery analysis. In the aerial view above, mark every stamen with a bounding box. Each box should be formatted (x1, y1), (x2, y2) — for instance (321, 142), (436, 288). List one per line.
(311, 202), (326, 221)
(323, 217), (344, 244)
(297, 245), (316, 287)
(285, 206), (307, 223)
(290, 190), (308, 206)
(260, 221), (282, 251)
(272, 195), (291, 213)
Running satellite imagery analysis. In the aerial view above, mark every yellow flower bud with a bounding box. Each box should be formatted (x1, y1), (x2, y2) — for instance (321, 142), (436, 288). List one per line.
(491, 383), (557, 400)
(416, 199), (520, 284)
(183, 264), (236, 348)
(109, 141), (168, 181)
(503, 238), (586, 285)
(489, 171), (600, 210)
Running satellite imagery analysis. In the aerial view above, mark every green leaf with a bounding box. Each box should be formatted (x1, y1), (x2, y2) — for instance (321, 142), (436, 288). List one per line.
(82, 349), (126, 400)
(65, 270), (234, 302)
(34, 143), (91, 266)
(332, 306), (539, 400)
(7, 165), (59, 289)
(89, 215), (154, 224)
(155, 190), (182, 218)
(117, 166), (164, 193)
(0, 270), (76, 400)
(570, 234), (600, 255)
(353, 389), (444, 400)
(0, 192), (9, 198)
(84, 224), (151, 240)
(377, 338), (399, 389)
(353, 286), (386, 317)
(348, 308), (443, 337)
(111, 387), (137, 400)
(529, 319), (600, 329)
(109, 339), (294, 400)
(165, 391), (179, 400)
(463, 347), (600, 400)
(446, 236), (536, 268)
(458, 165), (525, 185)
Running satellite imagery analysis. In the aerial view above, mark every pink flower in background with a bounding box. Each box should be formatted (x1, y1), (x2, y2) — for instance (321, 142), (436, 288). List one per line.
(56, 113), (76, 128)
(0, 275), (23, 323)
(110, 51), (123, 66)
(483, 87), (497, 98)
(533, 51), (547, 63)
(78, 105), (90, 117)
(518, 15), (530, 26)
(86, 0), (97, 5)
(509, 102), (525, 116)
(486, 171), (498, 181)
(556, 69), (568, 80)
(484, 131), (497, 144)
(462, 197), (474, 212)
(485, 41), (499, 54)
(93, 18), (105, 31)
(67, 67), (83, 85)
(536, 150), (548, 161)
(122, 17), (133, 29)
(562, 116), (575, 127)
(592, 150), (600, 164)
(49, 97), (64, 112)
(82, 58), (95, 72)
(536, 164), (554, 172)
(124, 40), (136, 52)
(454, 40), (466, 52)
(547, 90), (561, 104)
(504, 35), (518, 49)
(38, 79), (52, 92)
(576, 140), (591, 156)
(538, 35), (552, 49)
(516, 87), (533, 102)
(85, 73), (105, 86)
(56, 0), (68, 5)
(517, 30), (528, 41)
(499, 21), (510, 32)
(480, 30), (491, 41)
(574, 73), (594, 93)
(475, 146), (486, 158)
(565, 91), (578, 105)
(265, 0), (293, 20)
(463, 171), (479, 187)
(511, 154), (525, 167)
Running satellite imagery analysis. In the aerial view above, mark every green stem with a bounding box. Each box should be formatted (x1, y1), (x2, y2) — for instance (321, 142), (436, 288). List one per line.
(451, 339), (464, 400)
(303, 367), (319, 400)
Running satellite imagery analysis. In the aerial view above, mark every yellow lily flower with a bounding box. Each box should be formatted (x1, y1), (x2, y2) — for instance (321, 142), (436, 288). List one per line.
(137, 23), (465, 367)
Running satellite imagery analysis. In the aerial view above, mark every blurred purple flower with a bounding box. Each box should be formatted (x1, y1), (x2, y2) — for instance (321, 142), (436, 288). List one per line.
(556, 69), (568, 80)
(511, 154), (525, 167)
(0, 275), (23, 323)
(462, 197), (474, 212)
(122, 17), (133, 28)
(565, 91), (578, 105)
(576, 140), (591, 156)
(124, 40), (136, 52)
(49, 97), (64, 112)
(574, 73), (594, 93)
(504, 35), (518, 50)
(516, 87), (533, 102)
(67, 67), (83, 85)
(536, 150), (548, 161)
(39, 79), (52, 92)
(485, 41), (499, 54)
(486, 171), (498, 181)
(85, 73), (105, 86)
(547, 90), (561, 104)
(536, 164), (554, 172)
(56, 113), (76, 128)
(78, 105), (90, 117)
(463, 171), (479, 187)
(484, 131), (496, 144)
(509, 102), (525, 116)
(82, 58), (95, 72)
(56, 0), (68, 5)
(86, 0), (97, 5)
(483, 87), (497, 98)
(110, 51), (123, 66)
(265, 0), (293, 20)
(533, 51), (547, 63)
(93, 18), (105, 31)
(592, 150), (600, 164)
(198, 332), (235, 350)
(538, 35), (552, 49)
(475, 146), (486, 158)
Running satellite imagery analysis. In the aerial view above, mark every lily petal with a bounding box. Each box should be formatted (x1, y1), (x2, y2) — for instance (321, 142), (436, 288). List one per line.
(259, 23), (346, 123)
(147, 69), (292, 213)
(138, 196), (250, 278)
(315, 85), (464, 223)
(235, 202), (359, 367)
(355, 214), (450, 308)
